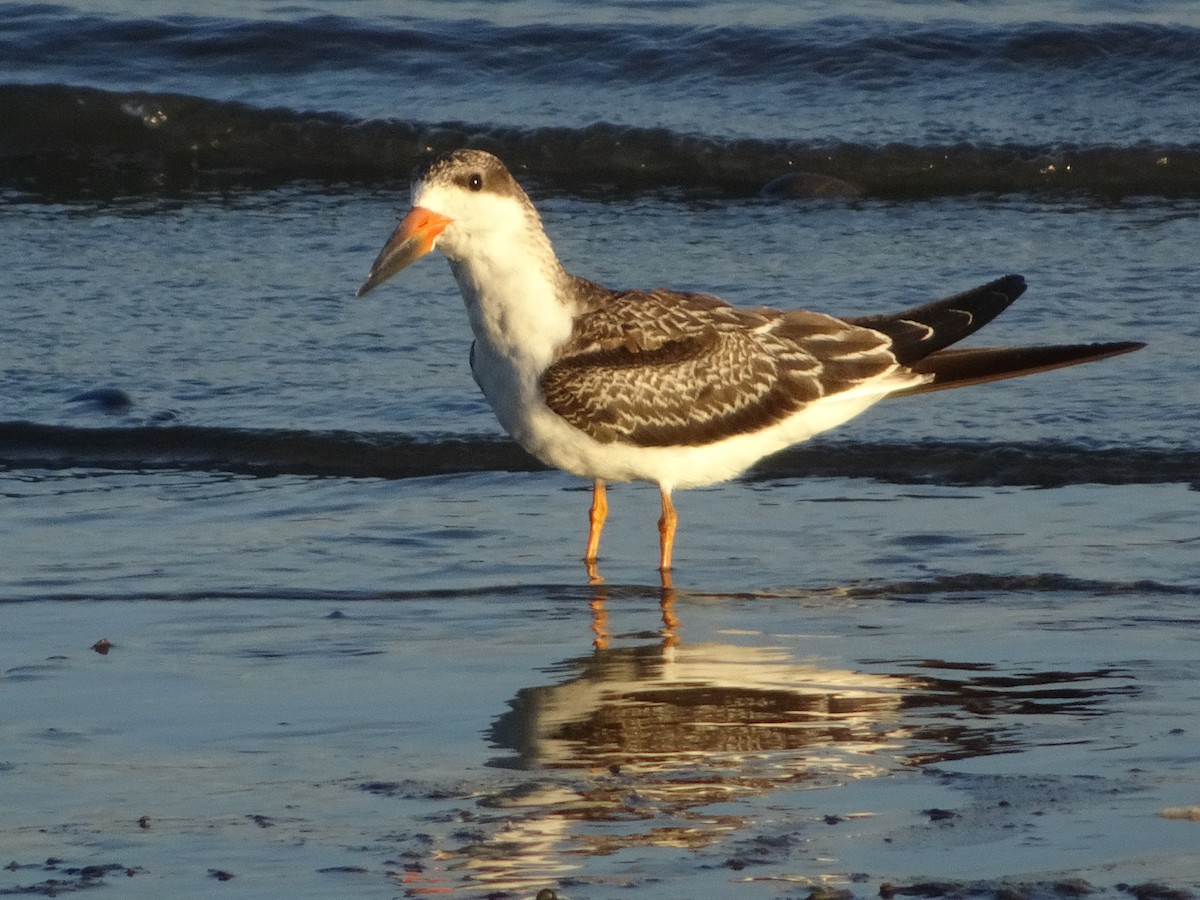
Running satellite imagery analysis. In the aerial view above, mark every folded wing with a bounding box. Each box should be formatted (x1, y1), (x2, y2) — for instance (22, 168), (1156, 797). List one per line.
(541, 289), (905, 447)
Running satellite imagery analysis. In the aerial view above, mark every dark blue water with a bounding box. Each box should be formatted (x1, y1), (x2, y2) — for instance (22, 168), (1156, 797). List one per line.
(3, 2), (1199, 897)
(3, 3), (1200, 189)
(2, 0), (1196, 593)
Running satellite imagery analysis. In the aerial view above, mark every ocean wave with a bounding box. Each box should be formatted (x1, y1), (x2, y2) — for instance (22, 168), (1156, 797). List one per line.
(2, 84), (1198, 199)
(2, 421), (1196, 488)
(840, 572), (1200, 600)
(3, 10), (1197, 87)
(6, 572), (1196, 606)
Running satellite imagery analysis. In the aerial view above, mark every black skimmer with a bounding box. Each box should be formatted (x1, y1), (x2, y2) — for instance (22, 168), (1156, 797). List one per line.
(356, 149), (1143, 574)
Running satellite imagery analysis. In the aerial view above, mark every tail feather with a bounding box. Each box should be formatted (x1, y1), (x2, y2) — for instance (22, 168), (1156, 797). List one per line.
(894, 341), (1146, 396)
(847, 274), (1027, 364)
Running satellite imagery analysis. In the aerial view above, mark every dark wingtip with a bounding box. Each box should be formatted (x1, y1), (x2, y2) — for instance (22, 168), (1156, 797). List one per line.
(997, 273), (1027, 299)
(845, 274), (1031, 365)
(1099, 340), (1146, 356)
(900, 338), (1146, 396)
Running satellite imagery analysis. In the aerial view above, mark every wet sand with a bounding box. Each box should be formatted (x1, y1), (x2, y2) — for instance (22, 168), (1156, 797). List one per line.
(3, 475), (1199, 899)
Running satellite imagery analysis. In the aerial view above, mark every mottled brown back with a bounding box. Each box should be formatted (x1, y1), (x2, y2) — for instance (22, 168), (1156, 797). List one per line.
(540, 289), (901, 447)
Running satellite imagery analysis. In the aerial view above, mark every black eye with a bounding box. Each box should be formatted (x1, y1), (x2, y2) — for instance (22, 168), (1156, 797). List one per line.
(467, 173), (483, 191)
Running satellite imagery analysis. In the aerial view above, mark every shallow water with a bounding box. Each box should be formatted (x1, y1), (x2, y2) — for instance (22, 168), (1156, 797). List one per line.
(2, 470), (1198, 595)
(4, 468), (1200, 895)
(4, 189), (1193, 444)
(3, 0), (1200, 895)
(4, 509), (1200, 897)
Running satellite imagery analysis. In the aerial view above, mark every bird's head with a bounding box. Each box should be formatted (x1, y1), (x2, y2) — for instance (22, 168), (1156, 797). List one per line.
(356, 148), (536, 298)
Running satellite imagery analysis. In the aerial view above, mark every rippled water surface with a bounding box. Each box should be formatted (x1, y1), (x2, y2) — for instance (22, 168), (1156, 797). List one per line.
(3, 468), (1199, 896)
(3, 0), (1199, 896)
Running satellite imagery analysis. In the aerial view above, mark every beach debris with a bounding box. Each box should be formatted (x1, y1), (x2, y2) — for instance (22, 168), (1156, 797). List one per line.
(1160, 806), (1200, 821)
(881, 880), (1097, 899)
(806, 888), (854, 900)
(1121, 883), (1196, 900)
(922, 807), (958, 821)
(0, 860), (143, 893)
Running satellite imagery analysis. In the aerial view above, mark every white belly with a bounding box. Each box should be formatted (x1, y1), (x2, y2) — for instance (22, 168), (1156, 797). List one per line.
(471, 338), (904, 491)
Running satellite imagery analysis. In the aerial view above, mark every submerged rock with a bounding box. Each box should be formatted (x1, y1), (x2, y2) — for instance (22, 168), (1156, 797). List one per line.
(67, 386), (133, 412)
(761, 171), (863, 199)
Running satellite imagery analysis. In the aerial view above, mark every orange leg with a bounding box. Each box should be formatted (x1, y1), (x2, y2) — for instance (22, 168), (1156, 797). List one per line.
(584, 479), (607, 563)
(657, 486), (677, 572)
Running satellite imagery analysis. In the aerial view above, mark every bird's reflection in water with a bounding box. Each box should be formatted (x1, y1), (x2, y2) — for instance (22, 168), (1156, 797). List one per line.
(586, 561), (680, 650)
(493, 603), (910, 779)
(417, 581), (1135, 896)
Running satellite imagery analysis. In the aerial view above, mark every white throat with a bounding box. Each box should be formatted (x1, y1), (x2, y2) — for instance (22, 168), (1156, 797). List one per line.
(445, 228), (575, 374)
(411, 175), (577, 370)
(434, 207), (579, 446)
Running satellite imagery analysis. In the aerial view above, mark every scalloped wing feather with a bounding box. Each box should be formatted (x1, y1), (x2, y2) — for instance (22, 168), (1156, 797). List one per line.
(540, 290), (903, 447)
